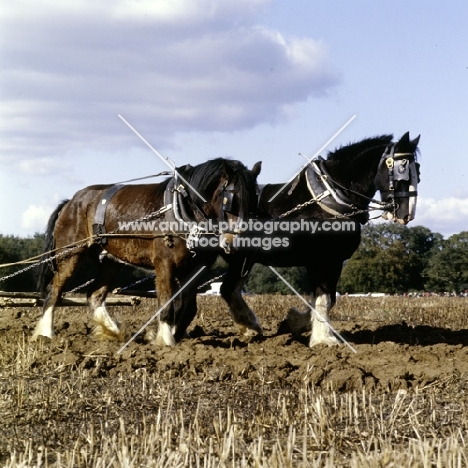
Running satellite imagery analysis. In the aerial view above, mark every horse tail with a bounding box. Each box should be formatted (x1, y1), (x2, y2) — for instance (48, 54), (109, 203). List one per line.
(36, 200), (70, 295)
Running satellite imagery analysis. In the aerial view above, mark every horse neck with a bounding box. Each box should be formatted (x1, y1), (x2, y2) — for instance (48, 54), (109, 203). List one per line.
(258, 176), (322, 219)
(259, 144), (387, 219)
(324, 145), (385, 206)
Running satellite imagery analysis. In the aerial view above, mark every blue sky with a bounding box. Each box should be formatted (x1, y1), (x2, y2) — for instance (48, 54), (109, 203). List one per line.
(1, 0), (467, 238)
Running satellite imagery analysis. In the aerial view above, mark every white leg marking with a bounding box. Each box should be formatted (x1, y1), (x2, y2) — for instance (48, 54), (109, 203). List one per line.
(154, 321), (176, 347)
(310, 293), (339, 346)
(93, 303), (122, 339)
(31, 306), (55, 340)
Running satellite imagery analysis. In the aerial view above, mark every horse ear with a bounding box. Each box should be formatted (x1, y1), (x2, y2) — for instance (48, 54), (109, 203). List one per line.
(399, 132), (410, 144)
(411, 134), (421, 147)
(251, 161), (262, 178)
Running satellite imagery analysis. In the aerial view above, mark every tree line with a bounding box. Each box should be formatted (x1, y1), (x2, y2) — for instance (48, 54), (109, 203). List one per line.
(0, 223), (467, 294)
(0, 233), (151, 293)
(244, 224), (468, 295)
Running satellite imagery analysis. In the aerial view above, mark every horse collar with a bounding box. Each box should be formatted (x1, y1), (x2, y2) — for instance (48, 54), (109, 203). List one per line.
(305, 160), (362, 219)
(164, 174), (207, 227)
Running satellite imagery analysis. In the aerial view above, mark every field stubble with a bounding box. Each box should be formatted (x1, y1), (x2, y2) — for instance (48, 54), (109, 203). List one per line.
(1, 295), (468, 467)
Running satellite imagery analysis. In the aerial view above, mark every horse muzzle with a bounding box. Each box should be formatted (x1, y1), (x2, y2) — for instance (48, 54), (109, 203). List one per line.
(382, 211), (414, 225)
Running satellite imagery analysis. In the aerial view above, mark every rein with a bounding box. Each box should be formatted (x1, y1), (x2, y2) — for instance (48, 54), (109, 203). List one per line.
(113, 171), (173, 185)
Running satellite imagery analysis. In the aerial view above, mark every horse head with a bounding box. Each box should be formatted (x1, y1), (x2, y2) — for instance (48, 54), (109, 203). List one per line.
(183, 159), (262, 254)
(375, 132), (420, 225)
(216, 160), (262, 253)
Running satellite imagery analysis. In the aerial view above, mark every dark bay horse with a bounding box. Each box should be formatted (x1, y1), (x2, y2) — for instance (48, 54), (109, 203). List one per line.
(220, 132), (421, 346)
(33, 158), (262, 346)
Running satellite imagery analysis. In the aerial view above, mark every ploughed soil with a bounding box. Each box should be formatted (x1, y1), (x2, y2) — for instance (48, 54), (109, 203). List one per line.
(2, 295), (468, 392)
(2, 295), (468, 465)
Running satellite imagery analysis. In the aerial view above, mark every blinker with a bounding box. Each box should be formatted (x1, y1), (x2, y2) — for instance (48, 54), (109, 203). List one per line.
(221, 181), (236, 213)
(222, 191), (234, 211)
(393, 158), (410, 181)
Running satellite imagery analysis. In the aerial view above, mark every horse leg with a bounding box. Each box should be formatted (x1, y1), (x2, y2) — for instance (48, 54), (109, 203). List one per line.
(287, 287), (339, 345)
(308, 287), (339, 346)
(287, 264), (341, 347)
(221, 255), (262, 336)
(149, 259), (178, 347)
(88, 252), (125, 341)
(172, 284), (197, 342)
(32, 251), (85, 340)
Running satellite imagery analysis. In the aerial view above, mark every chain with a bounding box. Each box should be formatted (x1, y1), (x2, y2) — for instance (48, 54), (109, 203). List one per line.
(113, 271), (227, 295)
(274, 197), (390, 222)
(0, 241), (88, 283)
(113, 274), (155, 294)
(0, 203), (173, 284)
(274, 198), (318, 220)
(197, 272), (226, 290)
(66, 278), (95, 294)
(0, 259), (45, 283)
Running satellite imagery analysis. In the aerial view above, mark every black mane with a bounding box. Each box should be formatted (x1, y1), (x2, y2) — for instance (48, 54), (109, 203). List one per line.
(188, 158), (247, 187)
(326, 135), (393, 163)
(183, 158), (253, 204)
(322, 135), (394, 198)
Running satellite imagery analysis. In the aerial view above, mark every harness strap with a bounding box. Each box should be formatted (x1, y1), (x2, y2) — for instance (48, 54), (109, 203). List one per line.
(163, 171), (210, 244)
(305, 162), (359, 218)
(93, 184), (124, 245)
(380, 190), (418, 198)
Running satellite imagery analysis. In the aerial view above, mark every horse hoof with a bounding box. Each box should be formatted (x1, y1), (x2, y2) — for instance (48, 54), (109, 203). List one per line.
(30, 334), (53, 344)
(309, 335), (340, 347)
(238, 323), (263, 337)
(151, 322), (176, 347)
(92, 323), (125, 341)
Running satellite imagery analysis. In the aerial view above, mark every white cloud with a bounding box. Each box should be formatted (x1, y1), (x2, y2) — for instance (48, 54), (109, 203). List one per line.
(416, 197), (468, 237)
(0, 0), (339, 165)
(113, 0), (269, 23)
(21, 204), (52, 233)
(16, 158), (73, 177)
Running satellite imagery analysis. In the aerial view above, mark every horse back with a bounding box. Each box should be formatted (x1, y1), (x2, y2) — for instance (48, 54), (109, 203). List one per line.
(53, 183), (166, 249)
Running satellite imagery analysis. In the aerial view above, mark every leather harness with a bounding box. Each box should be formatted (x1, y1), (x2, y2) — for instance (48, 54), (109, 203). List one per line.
(92, 167), (240, 245)
(257, 144), (418, 223)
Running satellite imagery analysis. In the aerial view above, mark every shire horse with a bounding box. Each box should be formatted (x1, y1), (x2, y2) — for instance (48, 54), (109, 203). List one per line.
(220, 132), (421, 347)
(33, 158), (262, 346)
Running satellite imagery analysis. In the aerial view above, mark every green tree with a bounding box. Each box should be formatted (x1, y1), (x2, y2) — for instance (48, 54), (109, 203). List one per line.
(425, 232), (468, 293)
(0, 233), (45, 291)
(338, 223), (438, 294)
(245, 265), (307, 294)
(0, 233), (158, 293)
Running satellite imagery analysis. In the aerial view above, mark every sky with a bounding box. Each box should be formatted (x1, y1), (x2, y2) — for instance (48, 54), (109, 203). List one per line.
(1, 0), (467, 239)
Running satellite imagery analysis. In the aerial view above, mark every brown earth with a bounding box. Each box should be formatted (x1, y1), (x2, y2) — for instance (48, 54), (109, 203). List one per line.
(2, 295), (468, 465)
(2, 295), (468, 392)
